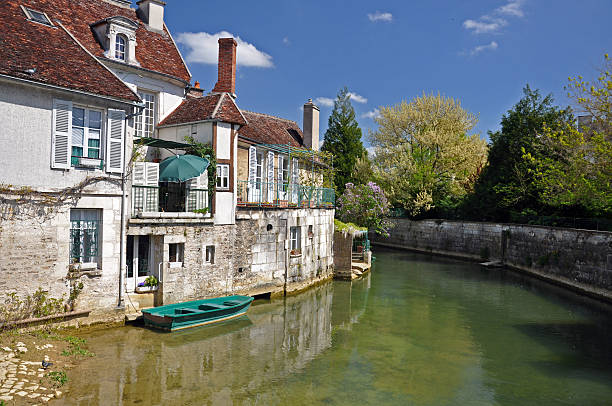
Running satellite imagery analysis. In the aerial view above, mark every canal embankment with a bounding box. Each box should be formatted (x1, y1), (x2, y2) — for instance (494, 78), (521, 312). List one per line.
(371, 218), (612, 302)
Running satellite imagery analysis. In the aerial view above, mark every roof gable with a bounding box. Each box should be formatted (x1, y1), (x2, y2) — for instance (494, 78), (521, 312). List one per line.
(158, 93), (248, 127)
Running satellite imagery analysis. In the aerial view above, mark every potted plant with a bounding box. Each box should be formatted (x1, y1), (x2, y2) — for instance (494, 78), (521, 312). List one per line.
(136, 275), (159, 293)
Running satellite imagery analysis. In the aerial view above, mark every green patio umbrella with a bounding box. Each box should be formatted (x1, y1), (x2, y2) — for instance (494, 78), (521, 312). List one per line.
(158, 154), (210, 182)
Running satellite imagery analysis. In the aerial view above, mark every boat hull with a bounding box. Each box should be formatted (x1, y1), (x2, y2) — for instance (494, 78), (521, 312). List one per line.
(142, 295), (254, 331)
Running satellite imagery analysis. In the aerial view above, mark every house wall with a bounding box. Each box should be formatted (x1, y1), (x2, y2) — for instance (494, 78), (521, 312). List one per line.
(127, 208), (335, 305)
(0, 80), (127, 191)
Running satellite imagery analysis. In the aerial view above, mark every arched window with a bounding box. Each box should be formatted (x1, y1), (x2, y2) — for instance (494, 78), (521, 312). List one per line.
(115, 34), (126, 61)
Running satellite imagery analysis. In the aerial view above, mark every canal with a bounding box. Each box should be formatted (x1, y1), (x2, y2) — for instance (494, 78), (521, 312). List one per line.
(58, 248), (612, 405)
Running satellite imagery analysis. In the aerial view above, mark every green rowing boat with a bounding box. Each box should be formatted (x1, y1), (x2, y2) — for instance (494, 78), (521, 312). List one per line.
(142, 295), (254, 331)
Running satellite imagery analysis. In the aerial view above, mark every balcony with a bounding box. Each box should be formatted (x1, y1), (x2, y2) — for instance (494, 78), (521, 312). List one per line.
(236, 180), (334, 209)
(131, 184), (209, 218)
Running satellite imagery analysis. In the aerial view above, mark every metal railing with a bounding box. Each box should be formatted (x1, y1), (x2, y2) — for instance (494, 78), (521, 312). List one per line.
(236, 180), (335, 208)
(70, 220), (99, 264)
(132, 185), (209, 216)
(352, 235), (371, 254)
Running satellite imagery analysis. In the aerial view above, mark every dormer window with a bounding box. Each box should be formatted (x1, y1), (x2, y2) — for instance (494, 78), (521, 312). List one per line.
(22, 7), (53, 26)
(115, 34), (127, 61)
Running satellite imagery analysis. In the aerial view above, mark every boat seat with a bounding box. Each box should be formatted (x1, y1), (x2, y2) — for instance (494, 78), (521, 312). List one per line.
(223, 301), (241, 306)
(198, 304), (225, 311)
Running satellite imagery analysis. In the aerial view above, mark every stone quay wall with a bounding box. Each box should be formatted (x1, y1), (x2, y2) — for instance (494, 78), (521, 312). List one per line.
(371, 218), (612, 301)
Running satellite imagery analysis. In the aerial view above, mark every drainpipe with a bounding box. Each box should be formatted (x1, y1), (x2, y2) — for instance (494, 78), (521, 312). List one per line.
(119, 102), (146, 307)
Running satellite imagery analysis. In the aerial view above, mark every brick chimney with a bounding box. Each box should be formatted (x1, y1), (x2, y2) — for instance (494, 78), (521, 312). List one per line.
(137, 0), (165, 32)
(212, 38), (237, 96)
(303, 99), (320, 151)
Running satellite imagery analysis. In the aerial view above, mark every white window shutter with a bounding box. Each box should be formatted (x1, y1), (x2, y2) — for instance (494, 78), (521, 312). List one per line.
(51, 99), (72, 169)
(267, 151), (275, 202)
(145, 162), (159, 186)
(132, 162), (146, 185)
(248, 146), (257, 182)
(291, 157), (299, 204)
(106, 109), (125, 173)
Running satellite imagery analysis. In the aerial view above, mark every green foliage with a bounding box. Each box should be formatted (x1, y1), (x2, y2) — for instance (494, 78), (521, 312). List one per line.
(370, 93), (487, 216)
(184, 135), (217, 194)
(144, 275), (158, 287)
(525, 55), (612, 217)
(321, 87), (366, 193)
(351, 152), (374, 186)
(61, 335), (95, 357)
(334, 218), (367, 233)
(48, 371), (68, 387)
(466, 85), (574, 220)
(0, 288), (66, 326)
(193, 207), (209, 214)
(337, 182), (391, 236)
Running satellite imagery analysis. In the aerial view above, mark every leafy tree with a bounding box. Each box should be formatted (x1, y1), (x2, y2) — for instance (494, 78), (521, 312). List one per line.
(370, 93), (487, 216)
(526, 55), (612, 217)
(321, 87), (366, 193)
(336, 182), (391, 236)
(466, 86), (573, 220)
(351, 152), (374, 186)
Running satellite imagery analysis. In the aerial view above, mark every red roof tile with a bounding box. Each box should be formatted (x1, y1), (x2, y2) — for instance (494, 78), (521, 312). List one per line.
(158, 93), (247, 126)
(239, 111), (304, 147)
(5, 0), (190, 84)
(0, 1), (139, 102)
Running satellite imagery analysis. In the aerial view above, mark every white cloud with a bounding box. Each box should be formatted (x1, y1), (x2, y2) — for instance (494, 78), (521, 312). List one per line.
(347, 92), (368, 104)
(315, 97), (334, 107)
(468, 41), (499, 56)
(361, 108), (380, 119)
(368, 11), (393, 22)
(176, 31), (273, 68)
(366, 146), (377, 157)
(283, 37), (290, 45)
(463, 0), (525, 34)
(496, 0), (525, 17)
(463, 18), (507, 34)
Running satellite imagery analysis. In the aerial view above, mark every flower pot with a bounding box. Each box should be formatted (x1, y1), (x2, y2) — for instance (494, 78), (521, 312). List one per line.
(135, 285), (158, 293)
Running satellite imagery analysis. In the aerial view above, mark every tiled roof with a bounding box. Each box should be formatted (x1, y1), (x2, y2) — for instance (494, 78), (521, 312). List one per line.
(3, 0), (190, 85)
(158, 93), (248, 126)
(239, 111), (304, 147)
(0, 1), (139, 102)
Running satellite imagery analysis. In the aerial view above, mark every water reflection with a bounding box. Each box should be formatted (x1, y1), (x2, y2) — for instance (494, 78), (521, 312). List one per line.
(58, 277), (371, 405)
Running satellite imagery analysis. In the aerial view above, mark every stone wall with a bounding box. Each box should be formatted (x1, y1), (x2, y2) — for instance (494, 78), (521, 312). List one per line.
(333, 232), (352, 276)
(128, 207), (335, 305)
(372, 219), (612, 301)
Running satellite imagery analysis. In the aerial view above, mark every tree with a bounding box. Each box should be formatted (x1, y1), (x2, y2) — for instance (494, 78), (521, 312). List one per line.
(526, 55), (612, 217)
(321, 87), (366, 193)
(467, 86), (574, 220)
(336, 182), (391, 236)
(370, 93), (487, 216)
(351, 152), (374, 186)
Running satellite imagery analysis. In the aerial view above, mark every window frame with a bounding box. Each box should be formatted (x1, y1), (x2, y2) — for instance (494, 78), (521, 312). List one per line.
(69, 209), (102, 268)
(135, 91), (156, 138)
(22, 7), (53, 27)
(168, 243), (184, 267)
(205, 245), (215, 264)
(216, 164), (230, 190)
(115, 34), (127, 61)
(290, 226), (301, 253)
(71, 106), (104, 166)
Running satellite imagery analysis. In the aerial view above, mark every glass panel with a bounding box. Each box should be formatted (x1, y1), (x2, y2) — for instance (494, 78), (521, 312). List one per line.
(72, 146), (83, 157)
(89, 111), (101, 129)
(72, 107), (84, 127)
(72, 127), (84, 147)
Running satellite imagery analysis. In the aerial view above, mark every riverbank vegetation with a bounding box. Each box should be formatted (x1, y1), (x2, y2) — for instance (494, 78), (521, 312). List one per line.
(325, 54), (610, 230)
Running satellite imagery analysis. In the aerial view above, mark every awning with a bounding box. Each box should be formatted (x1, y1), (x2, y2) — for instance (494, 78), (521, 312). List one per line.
(159, 154), (210, 182)
(134, 136), (192, 150)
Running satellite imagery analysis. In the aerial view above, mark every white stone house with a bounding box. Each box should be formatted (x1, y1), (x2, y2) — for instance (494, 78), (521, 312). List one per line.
(0, 0), (335, 321)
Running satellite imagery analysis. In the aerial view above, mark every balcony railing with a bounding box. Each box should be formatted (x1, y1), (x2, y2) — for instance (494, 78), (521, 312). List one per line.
(236, 180), (335, 208)
(132, 185), (209, 217)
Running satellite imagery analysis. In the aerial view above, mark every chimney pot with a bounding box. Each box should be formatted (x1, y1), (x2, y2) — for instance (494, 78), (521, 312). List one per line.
(194, 81), (200, 89)
(212, 38), (238, 96)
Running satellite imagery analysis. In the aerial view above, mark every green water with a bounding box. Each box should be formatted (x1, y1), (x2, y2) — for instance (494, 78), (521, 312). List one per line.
(58, 249), (612, 405)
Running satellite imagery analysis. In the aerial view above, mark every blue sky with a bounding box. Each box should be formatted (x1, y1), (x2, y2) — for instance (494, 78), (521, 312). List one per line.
(165, 0), (611, 146)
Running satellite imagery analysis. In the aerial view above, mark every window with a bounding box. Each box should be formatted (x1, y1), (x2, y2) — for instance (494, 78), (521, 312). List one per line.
(169, 243), (184, 264)
(205, 246), (215, 264)
(70, 209), (101, 266)
(308, 225), (314, 238)
(216, 164), (229, 189)
(135, 91), (156, 138)
(72, 107), (102, 166)
(290, 226), (301, 253)
(191, 124), (197, 137)
(23, 7), (53, 26)
(115, 34), (127, 61)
